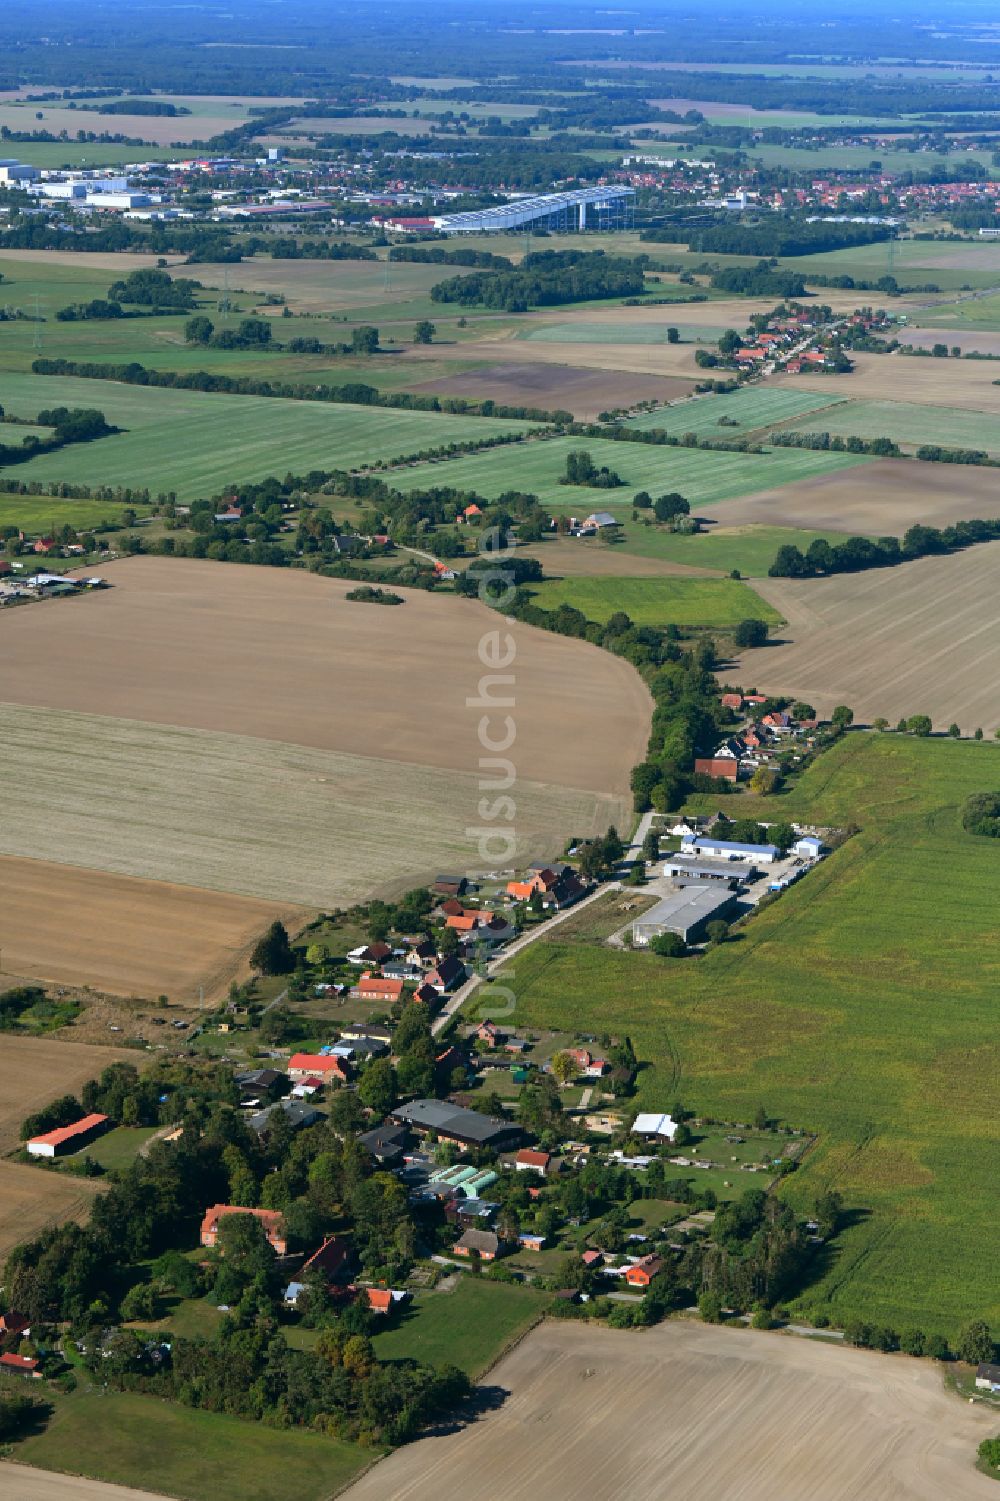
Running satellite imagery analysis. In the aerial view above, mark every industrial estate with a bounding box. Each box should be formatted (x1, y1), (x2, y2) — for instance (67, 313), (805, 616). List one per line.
(0, 2), (999, 1499)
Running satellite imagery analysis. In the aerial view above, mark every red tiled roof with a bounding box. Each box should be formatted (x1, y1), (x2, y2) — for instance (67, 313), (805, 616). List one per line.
(28, 1113), (108, 1149)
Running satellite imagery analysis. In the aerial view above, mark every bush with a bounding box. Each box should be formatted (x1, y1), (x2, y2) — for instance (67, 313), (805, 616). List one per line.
(698, 1290), (724, 1323)
(733, 618), (768, 649)
(649, 932), (686, 959)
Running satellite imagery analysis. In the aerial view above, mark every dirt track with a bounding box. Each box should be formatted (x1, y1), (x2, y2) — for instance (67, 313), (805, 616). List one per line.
(346, 1320), (998, 1501)
(741, 543), (1000, 732)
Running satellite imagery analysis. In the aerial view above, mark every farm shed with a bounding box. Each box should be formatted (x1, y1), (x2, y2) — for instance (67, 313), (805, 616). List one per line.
(681, 836), (779, 863)
(632, 886), (737, 946)
(663, 857), (753, 886)
(27, 1112), (109, 1158)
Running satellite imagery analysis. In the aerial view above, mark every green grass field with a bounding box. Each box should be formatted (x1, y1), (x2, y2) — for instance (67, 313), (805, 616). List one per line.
(527, 574), (781, 627)
(782, 239), (1000, 291)
(910, 292), (1000, 333)
(9, 1384), (369, 1501)
(0, 372), (534, 501)
(81, 1125), (161, 1172)
(372, 1277), (550, 1376)
(0, 494), (151, 532)
(625, 387), (845, 435)
(499, 733), (1000, 1336)
(392, 436), (871, 511)
(789, 396), (1000, 453)
(612, 522), (860, 576)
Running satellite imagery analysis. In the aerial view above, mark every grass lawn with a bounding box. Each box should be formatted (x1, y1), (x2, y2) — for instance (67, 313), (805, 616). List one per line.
(786, 397), (1000, 454)
(614, 522), (862, 577)
(500, 733), (1000, 1337)
(527, 575), (782, 628)
(0, 494), (153, 533)
(391, 436), (871, 511)
(0, 372), (535, 501)
(10, 1385), (370, 1501)
(79, 1125), (160, 1172)
(911, 292), (1000, 334)
(373, 1277), (550, 1376)
(624, 386), (846, 435)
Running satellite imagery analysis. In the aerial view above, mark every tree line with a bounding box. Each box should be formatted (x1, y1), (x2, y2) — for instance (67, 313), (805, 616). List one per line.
(768, 516), (1000, 578)
(430, 250), (648, 312)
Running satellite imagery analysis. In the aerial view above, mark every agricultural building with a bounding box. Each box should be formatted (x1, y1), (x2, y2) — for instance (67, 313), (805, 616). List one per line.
(632, 886), (737, 946)
(26, 1113), (109, 1158)
(681, 836), (779, 863)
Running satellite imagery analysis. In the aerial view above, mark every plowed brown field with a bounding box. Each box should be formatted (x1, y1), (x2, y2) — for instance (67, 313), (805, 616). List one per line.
(0, 856), (305, 1001)
(709, 458), (1000, 533)
(346, 1321), (997, 1501)
(740, 542), (1000, 732)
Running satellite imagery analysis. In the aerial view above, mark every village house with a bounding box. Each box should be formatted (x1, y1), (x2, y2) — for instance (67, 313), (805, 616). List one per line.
(354, 973), (406, 1004)
(453, 1228), (503, 1261)
(0, 1353), (42, 1379)
(624, 1254), (664, 1288)
(694, 757), (739, 781)
(287, 1052), (351, 1084)
(425, 954), (466, 992)
(514, 1147), (551, 1176)
(200, 1205), (288, 1255)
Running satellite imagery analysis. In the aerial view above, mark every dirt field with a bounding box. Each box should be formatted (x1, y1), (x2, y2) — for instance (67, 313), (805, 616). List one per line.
(0, 560), (647, 926)
(898, 328), (1000, 356)
(783, 352), (1000, 413)
(0, 1163), (107, 1263)
(708, 457), (1000, 533)
(408, 363), (693, 420)
(0, 856), (305, 1001)
(740, 542), (1000, 732)
(0, 104), (238, 145)
(0, 558), (650, 794)
(346, 1320), (997, 1501)
(0, 1467), (165, 1501)
(0, 1036), (136, 1149)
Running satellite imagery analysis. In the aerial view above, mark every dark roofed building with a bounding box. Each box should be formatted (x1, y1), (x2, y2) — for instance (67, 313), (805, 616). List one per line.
(433, 875), (468, 896)
(357, 1122), (412, 1164)
(248, 1099), (320, 1136)
(390, 1098), (522, 1150)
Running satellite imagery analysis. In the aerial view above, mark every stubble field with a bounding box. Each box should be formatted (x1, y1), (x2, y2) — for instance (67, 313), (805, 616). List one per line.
(0, 1036), (137, 1258)
(346, 1320), (997, 1501)
(741, 542), (1000, 732)
(0, 559), (649, 992)
(0, 855), (306, 1001)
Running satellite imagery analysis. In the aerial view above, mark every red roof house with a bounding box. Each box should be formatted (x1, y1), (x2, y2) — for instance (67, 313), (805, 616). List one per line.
(0, 1353), (41, 1378)
(624, 1255), (664, 1288)
(356, 975), (405, 1003)
(287, 1053), (350, 1083)
(200, 1205), (287, 1255)
(694, 757), (739, 781)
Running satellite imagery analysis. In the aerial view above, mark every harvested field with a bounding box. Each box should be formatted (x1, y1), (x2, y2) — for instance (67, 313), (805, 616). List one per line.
(0, 1035), (135, 1149)
(740, 542), (1000, 732)
(783, 352), (1000, 413)
(409, 331), (706, 378)
(899, 327), (1000, 356)
(346, 1320), (997, 1501)
(0, 705), (615, 910)
(0, 1467), (172, 1501)
(708, 458), (1000, 533)
(0, 559), (648, 912)
(166, 257), (461, 313)
(0, 558), (648, 791)
(0, 1163), (107, 1263)
(0, 856), (304, 1001)
(408, 363), (693, 420)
